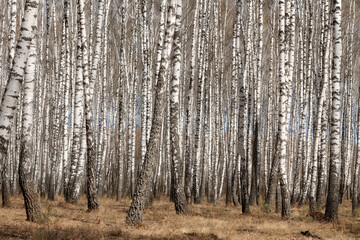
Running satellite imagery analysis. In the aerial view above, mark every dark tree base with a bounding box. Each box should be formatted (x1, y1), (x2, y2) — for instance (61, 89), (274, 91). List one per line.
(174, 188), (188, 214)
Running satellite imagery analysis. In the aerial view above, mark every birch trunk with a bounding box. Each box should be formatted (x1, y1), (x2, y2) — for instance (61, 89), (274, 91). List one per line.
(0, 0), (40, 209)
(126, 0), (177, 225)
(0, 0), (41, 220)
(19, 37), (44, 222)
(66, 0), (87, 203)
(277, 0), (291, 219)
(184, 0), (200, 203)
(80, 0), (99, 211)
(325, 0), (342, 222)
(7, 0), (17, 69)
(169, 0), (187, 214)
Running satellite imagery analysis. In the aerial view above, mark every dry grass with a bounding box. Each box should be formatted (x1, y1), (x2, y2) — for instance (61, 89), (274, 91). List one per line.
(0, 196), (359, 240)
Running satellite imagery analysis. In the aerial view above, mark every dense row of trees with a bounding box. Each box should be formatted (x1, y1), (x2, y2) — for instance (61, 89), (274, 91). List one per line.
(0, 0), (359, 224)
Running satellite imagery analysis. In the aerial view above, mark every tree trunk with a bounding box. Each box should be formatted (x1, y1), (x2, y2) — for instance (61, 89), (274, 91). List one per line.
(277, 0), (291, 219)
(19, 37), (43, 222)
(170, 0), (188, 214)
(325, 0), (342, 222)
(79, 0), (99, 212)
(126, 0), (177, 225)
(0, 0), (40, 210)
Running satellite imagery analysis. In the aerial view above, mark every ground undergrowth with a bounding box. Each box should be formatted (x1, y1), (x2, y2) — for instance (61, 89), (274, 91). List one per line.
(0, 196), (359, 239)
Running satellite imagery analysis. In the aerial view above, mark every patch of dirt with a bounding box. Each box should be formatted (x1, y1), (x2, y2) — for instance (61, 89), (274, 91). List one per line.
(126, 232), (221, 240)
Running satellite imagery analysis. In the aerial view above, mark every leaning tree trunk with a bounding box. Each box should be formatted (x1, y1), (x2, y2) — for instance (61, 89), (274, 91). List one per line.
(126, 0), (177, 225)
(0, 0), (41, 220)
(325, 0), (342, 222)
(1, 0), (19, 208)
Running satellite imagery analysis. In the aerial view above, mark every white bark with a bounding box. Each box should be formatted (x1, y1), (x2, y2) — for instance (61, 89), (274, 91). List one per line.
(278, 0), (291, 219)
(20, 37), (43, 221)
(66, 0), (88, 203)
(325, 0), (342, 222)
(0, 0), (39, 180)
(7, 0), (17, 69)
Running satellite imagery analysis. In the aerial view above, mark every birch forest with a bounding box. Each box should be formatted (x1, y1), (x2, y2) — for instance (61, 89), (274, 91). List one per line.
(1, 0), (360, 239)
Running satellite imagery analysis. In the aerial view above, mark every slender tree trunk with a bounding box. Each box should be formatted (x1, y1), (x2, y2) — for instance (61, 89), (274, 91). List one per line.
(277, 0), (291, 219)
(316, 0), (330, 207)
(66, 0), (87, 204)
(78, 0), (99, 211)
(184, 0), (200, 204)
(7, 0), (17, 70)
(236, 0), (250, 214)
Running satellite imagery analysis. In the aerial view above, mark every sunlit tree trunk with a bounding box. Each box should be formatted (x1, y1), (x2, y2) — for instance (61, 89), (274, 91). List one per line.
(169, 0), (187, 214)
(7, 0), (17, 69)
(316, 0), (330, 207)
(140, 0), (152, 167)
(325, 0), (342, 222)
(277, 0), (291, 220)
(193, 0), (208, 204)
(81, 0), (99, 212)
(0, 0), (6, 99)
(19, 38), (44, 222)
(0, 0), (41, 218)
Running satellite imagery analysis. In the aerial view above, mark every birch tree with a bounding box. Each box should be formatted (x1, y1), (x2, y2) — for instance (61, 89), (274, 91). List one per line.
(277, 0), (291, 219)
(81, 0), (99, 211)
(0, 0), (41, 220)
(169, 0), (187, 214)
(126, 0), (177, 225)
(325, 0), (342, 222)
(19, 38), (43, 222)
(66, 0), (87, 204)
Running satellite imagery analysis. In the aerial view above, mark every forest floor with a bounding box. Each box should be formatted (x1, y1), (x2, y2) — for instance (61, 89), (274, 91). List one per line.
(0, 195), (360, 240)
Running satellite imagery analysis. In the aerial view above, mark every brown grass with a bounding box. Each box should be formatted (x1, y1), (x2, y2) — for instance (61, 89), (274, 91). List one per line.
(0, 196), (359, 240)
